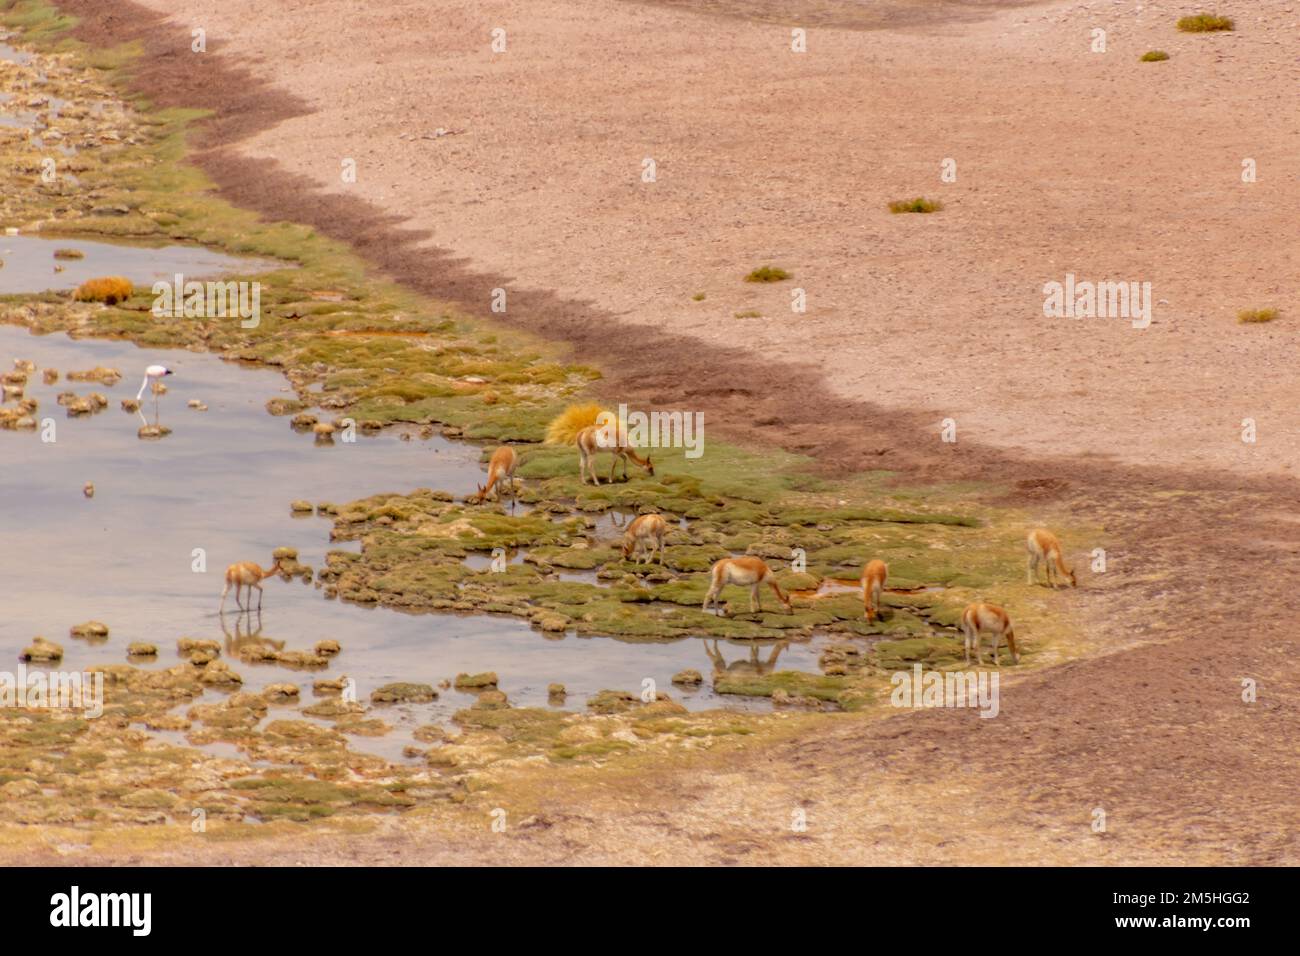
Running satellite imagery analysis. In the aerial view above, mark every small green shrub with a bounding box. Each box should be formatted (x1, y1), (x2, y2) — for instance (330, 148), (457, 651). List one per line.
(888, 197), (943, 214)
(1177, 14), (1233, 32)
(1237, 308), (1278, 324)
(1140, 50), (1170, 62)
(744, 266), (790, 283)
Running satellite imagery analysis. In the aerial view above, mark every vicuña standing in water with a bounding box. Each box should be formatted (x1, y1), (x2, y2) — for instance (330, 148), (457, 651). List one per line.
(1026, 528), (1076, 588)
(469, 446), (518, 503)
(621, 513), (667, 564)
(861, 558), (888, 621)
(960, 602), (1019, 666)
(220, 558), (283, 612)
(575, 424), (654, 485)
(703, 556), (792, 616)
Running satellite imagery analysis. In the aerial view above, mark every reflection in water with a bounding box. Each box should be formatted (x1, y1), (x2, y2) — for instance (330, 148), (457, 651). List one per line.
(705, 639), (786, 676)
(0, 326), (832, 762)
(219, 608), (286, 659)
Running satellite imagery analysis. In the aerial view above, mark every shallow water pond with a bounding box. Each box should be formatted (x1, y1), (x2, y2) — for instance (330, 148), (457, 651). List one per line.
(0, 235), (282, 296)
(0, 326), (826, 762)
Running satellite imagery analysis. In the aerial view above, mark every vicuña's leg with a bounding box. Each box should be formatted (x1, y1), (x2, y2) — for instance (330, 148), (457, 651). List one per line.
(256, 583), (264, 609)
(1027, 553), (1036, 585)
(235, 583), (245, 611)
(750, 584), (760, 614)
(702, 585), (718, 613)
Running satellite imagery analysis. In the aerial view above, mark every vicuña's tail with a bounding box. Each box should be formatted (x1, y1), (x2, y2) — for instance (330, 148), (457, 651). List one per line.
(545, 403), (608, 446)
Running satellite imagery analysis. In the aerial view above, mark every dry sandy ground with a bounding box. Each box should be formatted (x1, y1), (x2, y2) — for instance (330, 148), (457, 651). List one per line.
(33, 0), (1300, 865)
(92, 0), (1299, 476)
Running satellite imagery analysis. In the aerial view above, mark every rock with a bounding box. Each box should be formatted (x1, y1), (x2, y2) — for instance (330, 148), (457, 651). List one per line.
(14, 416), (36, 430)
(302, 698), (364, 718)
(412, 724), (444, 743)
(371, 682), (437, 703)
(83, 482), (94, 498)
(262, 683), (300, 702)
(454, 671), (498, 690)
(535, 613), (569, 633)
(198, 660), (242, 686)
(66, 366), (121, 385)
(312, 422), (335, 436)
(547, 682), (567, 700)
(42, 368), (58, 384)
(126, 643), (157, 657)
(586, 689), (639, 714)
(474, 690), (509, 709)
(290, 500), (313, 513)
(272, 546), (299, 560)
(313, 676), (349, 694)
(120, 398), (140, 412)
(671, 668), (704, 686)
(20, 637), (63, 662)
(177, 637), (219, 656)
(314, 639), (341, 657)
(290, 412), (318, 429)
(187, 399), (208, 410)
(236, 643), (278, 663)
(70, 621), (109, 638)
(137, 424), (171, 439)
(273, 650), (328, 668)
(65, 397), (93, 416)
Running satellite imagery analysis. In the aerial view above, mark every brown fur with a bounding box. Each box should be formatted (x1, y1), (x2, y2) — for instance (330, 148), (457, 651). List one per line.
(1027, 528), (1076, 588)
(621, 513), (668, 564)
(220, 559), (284, 611)
(960, 602), (1019, 666)
(703, 556), (792, 615)
(861, 558), (888, 621)
(576, 425), (654, 485)
(469, 446), (519, 503)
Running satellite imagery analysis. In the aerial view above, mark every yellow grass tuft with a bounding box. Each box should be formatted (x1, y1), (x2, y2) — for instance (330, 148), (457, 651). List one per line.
(1237, 308), (1278, 324)
(888, 197), (943, 214)
(72, 276), (133, 304)
(545, 403), (607, 445)
(1140, 50), (1170, 62)
(1177, 13), (1233, 32)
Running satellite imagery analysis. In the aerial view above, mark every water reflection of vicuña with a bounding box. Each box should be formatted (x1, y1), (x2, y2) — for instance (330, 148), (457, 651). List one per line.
(219, 608), (286, 658)
(704, 639), (786, 677)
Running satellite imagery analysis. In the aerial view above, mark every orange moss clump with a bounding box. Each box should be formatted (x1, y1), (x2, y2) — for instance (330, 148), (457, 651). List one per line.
(72, 276), (134, 305)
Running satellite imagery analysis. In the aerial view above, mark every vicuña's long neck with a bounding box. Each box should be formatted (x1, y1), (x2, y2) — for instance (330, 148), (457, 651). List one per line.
(624, 447), (650, 466)
(260, 562), (281, 580)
